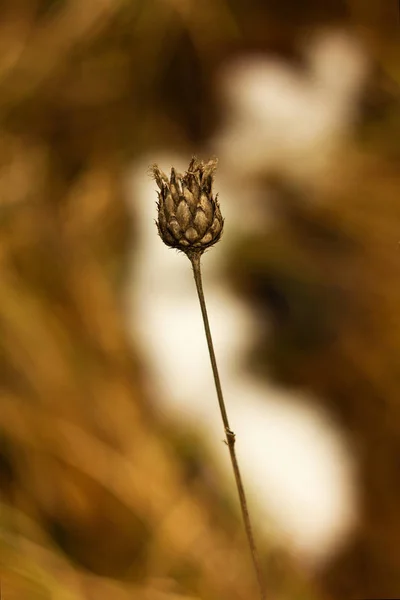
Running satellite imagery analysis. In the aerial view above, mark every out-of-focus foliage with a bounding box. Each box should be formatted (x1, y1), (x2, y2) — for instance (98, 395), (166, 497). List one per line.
(226, 43), (400, 600)
(0, 0), (398, 598)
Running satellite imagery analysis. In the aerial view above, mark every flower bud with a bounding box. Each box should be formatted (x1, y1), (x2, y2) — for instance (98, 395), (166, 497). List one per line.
(151, 157), (224, 256)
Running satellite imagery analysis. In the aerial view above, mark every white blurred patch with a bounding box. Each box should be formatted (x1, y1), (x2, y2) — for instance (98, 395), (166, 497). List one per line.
(229, 381), (357, 567)
(125, 146), (357, 567)
(214, 29), (369, 185)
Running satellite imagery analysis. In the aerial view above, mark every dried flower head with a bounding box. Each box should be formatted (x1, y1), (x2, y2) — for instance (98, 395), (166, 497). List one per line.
(151, 157), (224, 256)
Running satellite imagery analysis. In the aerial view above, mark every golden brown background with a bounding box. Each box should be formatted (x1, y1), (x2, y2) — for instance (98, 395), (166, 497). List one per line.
(0, 1), (399, 598)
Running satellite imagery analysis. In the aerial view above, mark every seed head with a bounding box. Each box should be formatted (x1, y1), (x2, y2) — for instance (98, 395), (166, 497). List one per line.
(151, 157), (224, 256)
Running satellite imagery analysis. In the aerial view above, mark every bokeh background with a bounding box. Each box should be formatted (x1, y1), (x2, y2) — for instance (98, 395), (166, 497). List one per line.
(0, 1), (399, 599)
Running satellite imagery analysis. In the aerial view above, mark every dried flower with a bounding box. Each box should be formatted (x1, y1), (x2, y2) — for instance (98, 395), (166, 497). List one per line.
(149, 156), (265, 599)
(151, 157), (224, 256)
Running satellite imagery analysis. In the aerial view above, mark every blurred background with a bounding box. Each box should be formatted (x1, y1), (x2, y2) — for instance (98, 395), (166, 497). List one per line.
(0, 1), (399, 599)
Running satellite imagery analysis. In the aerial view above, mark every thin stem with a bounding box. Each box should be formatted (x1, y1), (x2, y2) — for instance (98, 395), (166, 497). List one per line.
(190, 252), (266, 600)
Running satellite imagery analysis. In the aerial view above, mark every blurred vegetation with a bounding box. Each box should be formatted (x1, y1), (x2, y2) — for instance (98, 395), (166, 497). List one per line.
(227, 34), (400, 600)
(0, 0), (398, 599)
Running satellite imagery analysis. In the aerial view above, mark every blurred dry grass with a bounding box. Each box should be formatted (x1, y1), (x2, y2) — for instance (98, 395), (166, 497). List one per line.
(0, 0), (399, 598)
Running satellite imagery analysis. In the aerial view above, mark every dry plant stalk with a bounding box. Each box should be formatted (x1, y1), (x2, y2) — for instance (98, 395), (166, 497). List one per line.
(151, 157), (266, 600)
